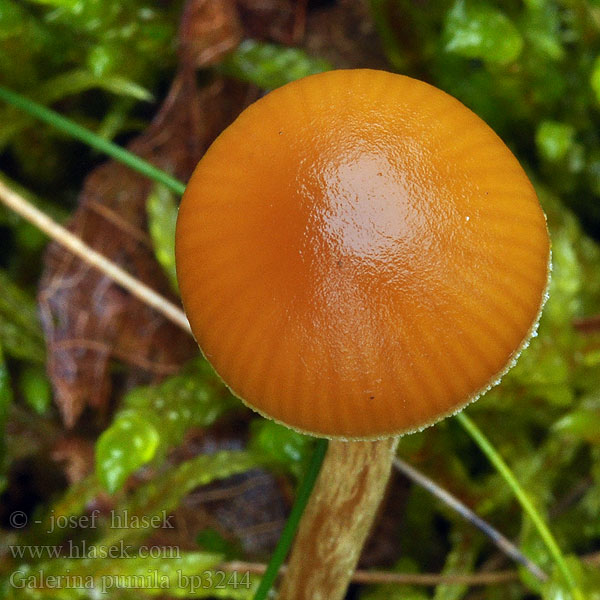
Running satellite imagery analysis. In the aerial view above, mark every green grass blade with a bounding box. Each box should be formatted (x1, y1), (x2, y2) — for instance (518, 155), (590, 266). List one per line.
(0, 85), (186, 196)
(456, 411), (583, 600)
(253, 437), (329, 600)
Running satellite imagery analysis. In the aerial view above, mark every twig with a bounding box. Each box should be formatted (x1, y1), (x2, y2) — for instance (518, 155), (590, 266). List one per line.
(585, 551), (600, 565)
(349, 569), (517, 586)
(573, 314), (600, 333)
(220, 561), (519, 586)
(221, 550), (600, 588)
(393, 457), (548, 581)
(0, 178), (191, 334)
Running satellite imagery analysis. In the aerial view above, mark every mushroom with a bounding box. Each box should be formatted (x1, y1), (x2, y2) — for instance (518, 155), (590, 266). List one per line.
(175, 69), (550, 599)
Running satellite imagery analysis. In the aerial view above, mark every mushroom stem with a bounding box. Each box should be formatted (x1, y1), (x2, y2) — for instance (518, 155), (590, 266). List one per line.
(278, 437), (399, 600)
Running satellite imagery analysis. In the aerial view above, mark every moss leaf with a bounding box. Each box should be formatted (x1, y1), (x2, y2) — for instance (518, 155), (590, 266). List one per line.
(444, 0), (523, 65)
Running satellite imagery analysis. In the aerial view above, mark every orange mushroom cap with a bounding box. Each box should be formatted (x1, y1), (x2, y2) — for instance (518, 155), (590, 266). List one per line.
(176, 69), (550, 439)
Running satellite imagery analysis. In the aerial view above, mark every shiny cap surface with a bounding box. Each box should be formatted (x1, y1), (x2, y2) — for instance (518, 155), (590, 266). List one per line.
(176, 69), (550, 439)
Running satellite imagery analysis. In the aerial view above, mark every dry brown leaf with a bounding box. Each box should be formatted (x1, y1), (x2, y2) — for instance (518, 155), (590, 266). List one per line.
(39, 0), (247, 428)
(153, 423), (289, 559)
(139, 467), (288, 559)
(236, 0), (297, 43)
(237, 0), (389, 67)
(184, 468), (288, 558)
(51, 436), (95, 484)
(181, 0), (242, 66)
(305, 0), (389, 69)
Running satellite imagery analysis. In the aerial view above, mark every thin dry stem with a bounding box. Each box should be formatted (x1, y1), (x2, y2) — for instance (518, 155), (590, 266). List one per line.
(222, 549), (600, 588)
(573, 314), (600, 333)
(221, 561), (520, 586)
(393, 457), (547, 581)
(0, 178), (191, 333)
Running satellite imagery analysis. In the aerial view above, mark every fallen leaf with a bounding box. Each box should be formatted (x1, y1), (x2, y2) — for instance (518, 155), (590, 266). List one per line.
(304, 0), (390, 69)
(236, 0), (297, 44)
(167, 422), (289, 559)
(39, 0), (246, 428)
(185, 468), (288, 558)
